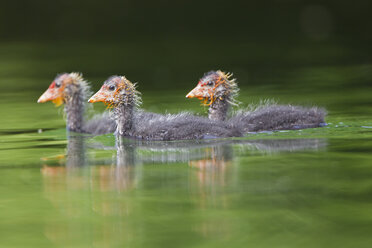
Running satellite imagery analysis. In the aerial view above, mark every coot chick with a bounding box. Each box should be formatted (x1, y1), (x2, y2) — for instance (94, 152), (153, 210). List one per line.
(38, 73), (116, 135)
(186, 70), (326, 132)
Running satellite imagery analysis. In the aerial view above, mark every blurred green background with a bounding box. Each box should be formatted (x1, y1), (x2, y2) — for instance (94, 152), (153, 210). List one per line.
(1, 2), (372, 248)
(1, 0), (372, 93)
(1, 0), (372, 130)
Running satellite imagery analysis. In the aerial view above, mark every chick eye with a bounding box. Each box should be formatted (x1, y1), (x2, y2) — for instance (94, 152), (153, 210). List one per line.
(55, 82), (61, 88)
(108, 85), (116, 91)
(206, 81), (214, 86)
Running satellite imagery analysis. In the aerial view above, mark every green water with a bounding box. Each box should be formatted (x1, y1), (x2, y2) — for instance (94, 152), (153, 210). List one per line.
(1, 41), (372, 248)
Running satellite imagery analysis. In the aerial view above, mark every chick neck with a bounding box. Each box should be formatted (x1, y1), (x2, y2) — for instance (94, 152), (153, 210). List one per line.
(208, 94), (230, 122)
(64, 83), (87, 133)
(114, 101), (135, 137)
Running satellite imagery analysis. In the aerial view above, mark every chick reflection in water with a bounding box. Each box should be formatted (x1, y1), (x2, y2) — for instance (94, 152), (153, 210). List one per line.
(41, 135), (138, 194)
(41, 135), (139, 247)
(185, 138), (326, 195)
(186, 138), (326, 238)
(189, 143), (233, 216)
(40, 135), (326, 246)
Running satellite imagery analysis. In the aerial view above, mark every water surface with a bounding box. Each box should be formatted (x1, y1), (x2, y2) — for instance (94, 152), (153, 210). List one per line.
(0, 42), (372, 248)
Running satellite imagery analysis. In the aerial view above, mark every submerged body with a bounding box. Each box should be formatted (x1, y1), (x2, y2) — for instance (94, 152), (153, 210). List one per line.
(89, 76), (242, 141)
(186, 70), (326, 131)
(230, 104), (326, 132)
(38, 73), (116, 135)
